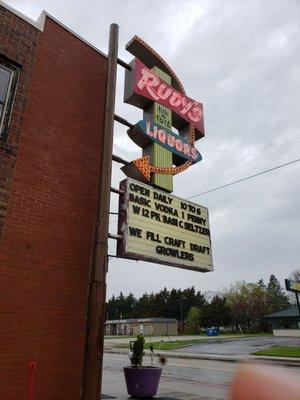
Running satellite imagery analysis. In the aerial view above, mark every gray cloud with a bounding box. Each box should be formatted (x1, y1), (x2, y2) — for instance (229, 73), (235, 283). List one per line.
(6, 0), (300, 297)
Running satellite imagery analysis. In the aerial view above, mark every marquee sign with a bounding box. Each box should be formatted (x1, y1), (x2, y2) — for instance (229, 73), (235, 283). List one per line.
(117, 178), (213, 272)
(121, 36), (205, 192)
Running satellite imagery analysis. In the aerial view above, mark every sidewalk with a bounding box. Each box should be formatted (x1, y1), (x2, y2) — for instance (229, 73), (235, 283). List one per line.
(101, 368), (215, 400)
(102, 347), (300, 399)
(102, 355), (232, 400)
(104, 347), (300, 367)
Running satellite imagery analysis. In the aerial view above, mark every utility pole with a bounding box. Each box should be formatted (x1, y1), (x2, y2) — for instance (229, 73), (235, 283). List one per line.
(180, 301), (183, 325)
(81, 23), (119, 400)
(296, 292), (300, 317)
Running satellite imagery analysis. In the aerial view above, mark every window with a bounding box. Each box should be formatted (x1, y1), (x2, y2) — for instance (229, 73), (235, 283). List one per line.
(0, 60), (19, 140)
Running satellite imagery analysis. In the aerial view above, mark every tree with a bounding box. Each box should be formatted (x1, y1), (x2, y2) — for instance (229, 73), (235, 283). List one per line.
(136, 293), (152, 317)
(106, 292), (139, 319)
(258, 278), (266, 289)
(226, 281), (271, 332)
(289, 269), (300, 282)
(203, 290), (218, 303)
(202, 295), (231, 329)
(267, 274), (289, 312)
(123, 293), (138, 318)
(106, 295), (118, 320)
(186, 307), (201, 334)
(131, 286), (205, 321)
(181, 286), (205, 322)
(152, 288), (169, 317)
(167, 288), (182, 321)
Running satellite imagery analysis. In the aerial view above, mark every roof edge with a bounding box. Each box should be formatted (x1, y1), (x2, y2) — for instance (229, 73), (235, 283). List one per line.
(266, 306), (300, 318)
(0, 0), (43, 30)
(106, 318), (178, 324)
(41, 11), (107, 58)
(0, 1), (108, 59)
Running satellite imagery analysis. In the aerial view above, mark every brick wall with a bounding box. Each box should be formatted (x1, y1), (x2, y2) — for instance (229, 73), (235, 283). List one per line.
(0, 11), (108, 400)
(0, 4), (40, 239)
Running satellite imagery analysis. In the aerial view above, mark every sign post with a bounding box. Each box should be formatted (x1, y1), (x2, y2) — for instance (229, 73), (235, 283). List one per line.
(285, 279), (300, 316)
(81, 24), (119, 400)
(147, 66), (173, 192)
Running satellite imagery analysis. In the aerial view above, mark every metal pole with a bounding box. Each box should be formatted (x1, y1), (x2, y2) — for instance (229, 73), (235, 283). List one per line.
(81, 23), (119, 400)
(180, 302), (183, 325)
(296, 292), (300, 317)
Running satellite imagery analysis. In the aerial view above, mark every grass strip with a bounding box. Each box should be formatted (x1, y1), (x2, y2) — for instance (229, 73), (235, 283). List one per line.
(252, 346), (300, 358)
(144, 340), (204, 351)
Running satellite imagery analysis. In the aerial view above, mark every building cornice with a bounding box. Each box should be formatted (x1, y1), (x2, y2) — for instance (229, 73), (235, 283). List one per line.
(0, 0), (107, 58)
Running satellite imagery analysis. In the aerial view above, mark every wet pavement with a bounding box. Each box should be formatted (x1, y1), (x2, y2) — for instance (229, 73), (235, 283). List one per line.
(102, 352), (300, 400)
(103, 353), (234, 399)
(174, 336), (300, 355)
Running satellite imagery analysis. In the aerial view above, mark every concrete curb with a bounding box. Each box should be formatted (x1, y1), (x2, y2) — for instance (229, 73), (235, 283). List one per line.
(104, 348), (300, 367)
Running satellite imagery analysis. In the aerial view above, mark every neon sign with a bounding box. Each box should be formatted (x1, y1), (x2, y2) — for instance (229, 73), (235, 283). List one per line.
(128, 120), (202, 164)
(133, 59), (204, 134)
(122, 36), (205, 192)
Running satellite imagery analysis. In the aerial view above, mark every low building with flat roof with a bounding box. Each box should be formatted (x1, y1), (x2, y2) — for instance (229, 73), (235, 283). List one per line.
(267, 306), (300, 337)
(105, 318), (178, 336)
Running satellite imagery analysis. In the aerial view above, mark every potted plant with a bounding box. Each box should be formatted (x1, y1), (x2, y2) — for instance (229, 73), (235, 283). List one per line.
(123, 335), (163, 398)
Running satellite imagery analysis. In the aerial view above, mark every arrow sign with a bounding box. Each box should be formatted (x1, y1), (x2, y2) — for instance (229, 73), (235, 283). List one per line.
(128, 121), (202, 166)
(121, 155), (193, 184)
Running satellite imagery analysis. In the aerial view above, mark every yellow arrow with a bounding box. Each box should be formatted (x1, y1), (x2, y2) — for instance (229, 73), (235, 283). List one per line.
(132, 156), (192, 181)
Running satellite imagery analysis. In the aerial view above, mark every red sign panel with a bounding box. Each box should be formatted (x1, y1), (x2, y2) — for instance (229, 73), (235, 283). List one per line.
(133, 59), (204, 135)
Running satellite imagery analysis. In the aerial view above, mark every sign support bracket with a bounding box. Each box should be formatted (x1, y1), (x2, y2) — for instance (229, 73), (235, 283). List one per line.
(110, 186), (124, 195)
(112, 154), (129, 165)
(108, 233), (123, 240)
(117, 57), (132, 71)
(114, 113), (134, 128)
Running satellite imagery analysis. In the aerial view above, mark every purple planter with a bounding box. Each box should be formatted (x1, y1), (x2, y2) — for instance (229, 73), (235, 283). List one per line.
(123, 366), (162, 398)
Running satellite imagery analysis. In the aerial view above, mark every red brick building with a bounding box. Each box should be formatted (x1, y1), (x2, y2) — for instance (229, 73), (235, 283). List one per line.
(0, 2), (108, 398)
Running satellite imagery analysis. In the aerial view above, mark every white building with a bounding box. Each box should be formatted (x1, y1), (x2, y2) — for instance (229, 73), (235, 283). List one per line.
(105, 318), (178, 336)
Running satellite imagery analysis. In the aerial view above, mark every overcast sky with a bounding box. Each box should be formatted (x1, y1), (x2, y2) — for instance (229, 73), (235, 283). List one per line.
(6, 0), (300, 298)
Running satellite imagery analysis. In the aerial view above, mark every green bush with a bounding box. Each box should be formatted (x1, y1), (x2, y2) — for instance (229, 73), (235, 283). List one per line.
(130, 334), (145, 367)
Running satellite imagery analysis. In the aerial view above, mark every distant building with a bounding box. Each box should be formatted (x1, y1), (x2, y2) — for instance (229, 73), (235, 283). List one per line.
(267, 306), (300, 337)
(105, 318), (178, 336)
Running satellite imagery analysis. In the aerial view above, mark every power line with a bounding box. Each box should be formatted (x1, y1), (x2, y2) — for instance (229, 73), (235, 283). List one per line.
(187, 158), (300, 199)
(108, 158), (300, 217)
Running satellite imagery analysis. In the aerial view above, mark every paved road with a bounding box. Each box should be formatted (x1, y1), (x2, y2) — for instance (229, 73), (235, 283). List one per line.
(104, 334), (270, 349)
(174, 336), (300, 355)
(102, 352), (300, 400)
(104, 334), (230, 349)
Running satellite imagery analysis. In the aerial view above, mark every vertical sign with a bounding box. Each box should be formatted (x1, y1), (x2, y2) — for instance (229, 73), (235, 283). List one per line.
(122, 37), (205, 192)
(150, 67), (173, 191)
